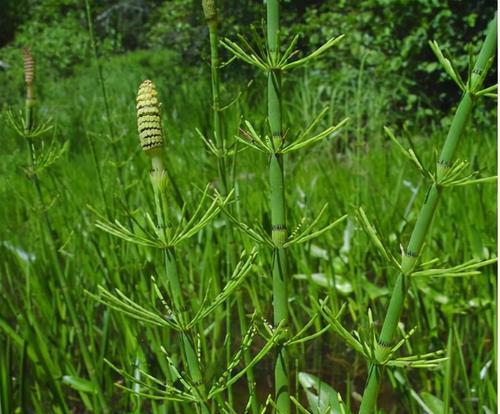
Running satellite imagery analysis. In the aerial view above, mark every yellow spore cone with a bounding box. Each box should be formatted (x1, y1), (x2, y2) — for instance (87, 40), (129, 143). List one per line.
(136, 80), (164, 153)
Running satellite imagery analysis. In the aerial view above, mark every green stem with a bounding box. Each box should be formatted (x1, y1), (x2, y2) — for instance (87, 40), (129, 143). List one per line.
(28, 159), (108, 414)
(25, 89), (34, 135)
(165, 247), (209, 414)
(358, 14), (497, 414)
(267, 1), (290, 413)
(205, 7), (227, 383)
(84, 0), (132, 198)
(22, 78), (108, 413)
(151, 156), (210, 414)
(207, 19), (228, 192)
(204, 3), (258, 411)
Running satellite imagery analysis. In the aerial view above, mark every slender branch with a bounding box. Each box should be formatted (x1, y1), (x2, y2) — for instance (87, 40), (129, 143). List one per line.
(358, 14), (497, 414)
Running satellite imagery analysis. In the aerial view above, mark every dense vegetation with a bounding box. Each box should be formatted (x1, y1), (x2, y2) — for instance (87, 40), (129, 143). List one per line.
(0, 1), (497, 413)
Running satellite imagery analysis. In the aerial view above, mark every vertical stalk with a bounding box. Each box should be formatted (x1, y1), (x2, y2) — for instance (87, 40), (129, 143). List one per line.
(204, 0), (227, 192)
(22, 48), (35, 134)
(202, 1), (258, 411)
(358, 15), (497, 414)
(203, 1), (227, 377)
(153, 156), (210, 414)
(267, 1), (290, 413)
(83, 0), (125, 189)
(21, 48), (108, 413)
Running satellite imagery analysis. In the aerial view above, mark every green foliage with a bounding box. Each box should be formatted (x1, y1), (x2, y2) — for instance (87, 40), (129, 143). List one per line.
(0, 0), (30, 47)
(294, 0), (496, 117)
(0, 2), (497, 414)
(12, 13), (90, 74)
(2, 1), (89, 75)
(147, 0), (204, 60)
(0, 42), (496, 412)
(0, 1), (116, 108)
(1, 0), (496, 119)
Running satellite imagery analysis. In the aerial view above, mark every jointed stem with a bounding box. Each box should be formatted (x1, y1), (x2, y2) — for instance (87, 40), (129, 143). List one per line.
(165, 248), (210, 414)
(207, 18), (228, 192)
(22, 69), (109, 413)
(204, 2), (258, 411)
(358, 14), (497, 414)
(151, 155), (210, 414)
(84, 0), (127, 192)
(267, 1), (290, 413)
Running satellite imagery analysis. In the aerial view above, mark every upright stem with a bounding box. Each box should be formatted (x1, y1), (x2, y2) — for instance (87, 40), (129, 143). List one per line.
(25, 91), (34, 135)
(203, 1), (258, 411)
(28, 142), (108, 414)
(204, 1), (227, 369)
(22, 47), (35, 135)
(84, 0), (125, 188)
(206, 15), (228, 192)
(21, 50), (108, 412)
(358, 14), (497, 414)
(267, 1), (290, 413)
(151, 154), (210, 414)
(165, 247), (209, 414)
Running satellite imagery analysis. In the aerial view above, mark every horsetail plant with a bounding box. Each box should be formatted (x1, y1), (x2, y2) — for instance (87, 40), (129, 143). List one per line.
(201, 1), (259, 411)
(6, 48), (109, 412)
(202, 0), (227, 191)
(223, 1), (348, 411)
(352, 15), (498, 413)
(9, 48), (51, 141)
(91, 79), (286, 412)
(139, 79), (211, 413)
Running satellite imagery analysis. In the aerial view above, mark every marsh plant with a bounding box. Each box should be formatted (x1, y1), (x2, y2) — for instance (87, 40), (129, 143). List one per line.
(91, 78), (280, 413)
(316, 13), (498, 414)
(0, 2), (497, 414)
(200, 0), (259, 412)
(222, 0), (348, 412)
(357, 15), (497, 413)
(6, 48), (112, 413)
(93, 0), (350, 412)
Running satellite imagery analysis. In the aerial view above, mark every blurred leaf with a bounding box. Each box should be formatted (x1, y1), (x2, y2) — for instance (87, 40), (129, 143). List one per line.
(62, 375), (96, 394)
(293, 273), (353, 295)
(298, 372), (344, 414)
(362, 280), (389, 300)
(420, 392), (447, 414)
